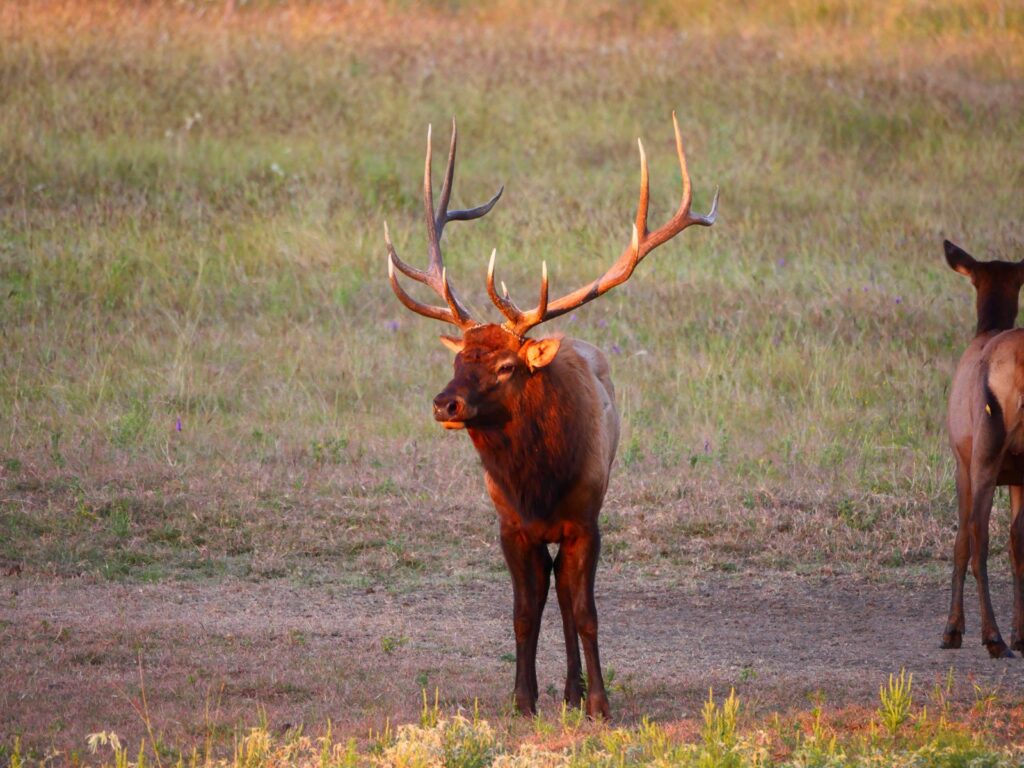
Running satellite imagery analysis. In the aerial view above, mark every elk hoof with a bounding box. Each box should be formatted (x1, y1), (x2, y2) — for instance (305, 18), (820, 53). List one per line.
(569, 679), (585, 708)
(515, 693), (537, 718)
(940, 629), (962, 649)
(586, 691), (610, 721)
(984, 639), (1014, 659)
(1011, 638), (1024, 653)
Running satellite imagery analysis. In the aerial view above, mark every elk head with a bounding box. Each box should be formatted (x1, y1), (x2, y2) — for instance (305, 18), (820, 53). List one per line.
(945, 240), (1024, 335)
(430, 325), (561, 429)
(385, 116), (718, 429)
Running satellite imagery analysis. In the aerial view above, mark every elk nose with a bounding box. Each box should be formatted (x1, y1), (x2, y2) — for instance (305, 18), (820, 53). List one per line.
(432, 393), (466, 422)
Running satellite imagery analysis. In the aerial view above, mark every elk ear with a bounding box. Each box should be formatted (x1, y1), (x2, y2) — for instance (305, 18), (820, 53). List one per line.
(521, 337), (561, 372)
(944, 240), (976, 278)
(439, 335), (464, 354)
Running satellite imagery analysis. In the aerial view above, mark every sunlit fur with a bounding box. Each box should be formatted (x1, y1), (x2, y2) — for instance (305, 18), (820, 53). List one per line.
(942, 240), (1024, 658)
(433, 323), (619, 718)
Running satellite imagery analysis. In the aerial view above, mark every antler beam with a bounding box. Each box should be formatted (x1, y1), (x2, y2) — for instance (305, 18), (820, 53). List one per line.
(489, 112), (717, 338)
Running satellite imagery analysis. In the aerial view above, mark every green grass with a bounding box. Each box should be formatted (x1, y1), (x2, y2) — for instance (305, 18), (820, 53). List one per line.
(1, 1), (1023, 587)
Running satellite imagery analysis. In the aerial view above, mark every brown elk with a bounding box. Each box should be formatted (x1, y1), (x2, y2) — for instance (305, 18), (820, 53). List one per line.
(942, 240), (1024, 658)
(385, 117), (717, 717)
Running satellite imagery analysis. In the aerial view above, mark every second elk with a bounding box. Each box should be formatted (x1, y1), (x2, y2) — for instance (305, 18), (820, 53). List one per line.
(943, 240), (1024, 658)
(386, 116), (717, 717)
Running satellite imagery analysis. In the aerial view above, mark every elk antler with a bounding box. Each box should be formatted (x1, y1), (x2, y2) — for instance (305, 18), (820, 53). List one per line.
(386, 119), (504, 330)
(488, 112), (718, 338)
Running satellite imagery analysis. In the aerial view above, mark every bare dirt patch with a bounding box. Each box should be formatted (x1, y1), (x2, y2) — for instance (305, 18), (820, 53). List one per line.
(3, 570), (1023, 755)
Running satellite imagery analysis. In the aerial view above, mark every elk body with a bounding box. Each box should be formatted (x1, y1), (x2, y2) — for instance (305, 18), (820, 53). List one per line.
(386, 117), (717, 717)
(942, 240), (1024, 658)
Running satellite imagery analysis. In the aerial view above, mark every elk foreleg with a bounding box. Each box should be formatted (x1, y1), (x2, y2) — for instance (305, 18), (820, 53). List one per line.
(968, 433), (1013, 658)
(1010, 485), (1024, 652)
(553, 548), (583, 707)
(942, 459), (972, 649)
(560, 530), (609, 720)
(500, 531), (552, 716)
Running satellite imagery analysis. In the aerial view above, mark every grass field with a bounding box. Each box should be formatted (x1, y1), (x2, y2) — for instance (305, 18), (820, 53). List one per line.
(2, 0), (1024, 763)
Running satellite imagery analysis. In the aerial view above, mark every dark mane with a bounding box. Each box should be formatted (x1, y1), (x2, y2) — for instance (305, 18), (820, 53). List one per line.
(468, 361), (587, 519)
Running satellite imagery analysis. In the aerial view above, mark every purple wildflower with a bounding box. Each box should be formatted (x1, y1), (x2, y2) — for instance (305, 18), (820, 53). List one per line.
(776, 258), (786, 268)
(895, 296), (902, 304)
(175, 417), (182, 433)
(598, 318), (608, 328)
(610, 343), (622, 355)
(569, 313), (578, 324)
(385, 319), (399, 332)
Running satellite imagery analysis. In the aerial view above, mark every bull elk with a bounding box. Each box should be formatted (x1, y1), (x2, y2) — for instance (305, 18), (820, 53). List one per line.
(942, 240), (1024, 658)
(385, 116), (717, 717)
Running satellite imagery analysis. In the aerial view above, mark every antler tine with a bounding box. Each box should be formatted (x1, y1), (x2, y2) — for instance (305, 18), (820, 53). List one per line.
(636, 138), (650, 240)
(486, 249), (521, 324)
(435, 118), (505, 231)
(532, 260), (549, 323)
(388, 250), (458, 325)
(423, 124), (441, 272)
(673, 112), (692, 221)
(504, 114), (717, 338)
(671, 111), (718, 229)
(436, 118), (458, 229)
(445, 186), (504, 222)
(386, 221), (428, 282)
(440, 267), (468, 324)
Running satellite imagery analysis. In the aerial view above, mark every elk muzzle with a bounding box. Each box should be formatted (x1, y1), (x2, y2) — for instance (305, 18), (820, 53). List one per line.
(432, 390), (476, 429)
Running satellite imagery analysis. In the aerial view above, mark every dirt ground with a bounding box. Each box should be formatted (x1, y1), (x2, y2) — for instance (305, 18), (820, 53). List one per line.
(3, 569), (1024, 756)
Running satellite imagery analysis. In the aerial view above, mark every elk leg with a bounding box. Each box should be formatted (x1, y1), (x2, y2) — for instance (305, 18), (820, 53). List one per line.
(969, 454), (1013, 658)
(526, 547), (553, 704)
(561, 531), (609, 720)
(553, 548), (583, 707)
(500, 531), (551, 715)
(942, 459), (972, 648)
(1010, 485), (1024, 652)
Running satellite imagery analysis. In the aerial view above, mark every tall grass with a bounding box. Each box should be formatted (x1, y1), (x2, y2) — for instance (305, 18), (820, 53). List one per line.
(9, 677), (1018, 767)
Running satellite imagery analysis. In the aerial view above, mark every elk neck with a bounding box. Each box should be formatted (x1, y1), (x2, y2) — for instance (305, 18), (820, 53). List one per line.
(467, 364), (586, 520)
(975, 291), (1020, 337)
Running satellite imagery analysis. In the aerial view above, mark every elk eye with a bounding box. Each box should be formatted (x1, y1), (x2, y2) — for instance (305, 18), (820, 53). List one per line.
(497, 361), (516, 375)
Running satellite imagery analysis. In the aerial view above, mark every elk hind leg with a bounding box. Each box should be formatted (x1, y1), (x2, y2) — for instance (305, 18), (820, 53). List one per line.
(969, 427), (1013, 658)
(1010, 485), (1024, 652)
(554, 547), (583, 707)
(942, 459), (972, 649)
(561, 532), (609, 720)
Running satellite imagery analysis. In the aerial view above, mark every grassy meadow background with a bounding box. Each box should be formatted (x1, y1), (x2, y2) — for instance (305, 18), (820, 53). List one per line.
(1, 0), (1024, 763)
(3, 0), (1023, 584)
